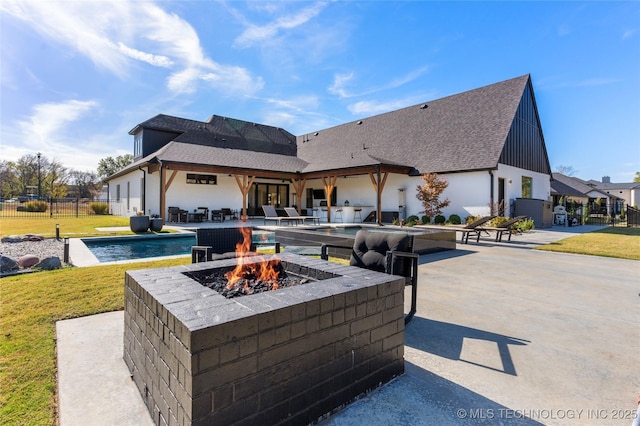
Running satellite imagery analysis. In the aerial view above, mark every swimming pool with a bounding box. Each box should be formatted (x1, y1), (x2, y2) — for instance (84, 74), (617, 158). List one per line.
(81, 230), (277, 263)
(82, 233), (196, 262)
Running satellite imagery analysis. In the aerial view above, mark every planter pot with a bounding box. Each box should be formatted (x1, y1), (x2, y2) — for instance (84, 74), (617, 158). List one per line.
(150, 218), (163, 232)
(130, 216), (150, 233)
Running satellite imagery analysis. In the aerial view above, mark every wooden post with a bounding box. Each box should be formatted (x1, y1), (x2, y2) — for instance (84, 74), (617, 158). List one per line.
(322, 176), (338, 222)
(292, 177), (306, 214)
(234, 174), (255, 221)
(369, 167), (388, 225)
(160, 168), (178, 223)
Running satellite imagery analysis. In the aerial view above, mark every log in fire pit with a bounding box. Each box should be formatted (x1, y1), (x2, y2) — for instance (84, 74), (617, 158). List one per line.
(124, 253), (405, 425)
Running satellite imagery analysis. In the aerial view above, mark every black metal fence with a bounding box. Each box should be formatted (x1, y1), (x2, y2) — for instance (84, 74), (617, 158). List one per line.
(628, 206), (640, 227)
(0, 198), (115, 218)
(556, 200), (635, 227)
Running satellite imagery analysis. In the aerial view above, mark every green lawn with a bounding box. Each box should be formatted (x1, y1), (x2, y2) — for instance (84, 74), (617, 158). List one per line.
(1, 218), (638, 425)
(534, 226), (640, 260)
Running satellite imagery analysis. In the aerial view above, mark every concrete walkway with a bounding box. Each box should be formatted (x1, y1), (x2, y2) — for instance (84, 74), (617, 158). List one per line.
(56, 226), (640, 425)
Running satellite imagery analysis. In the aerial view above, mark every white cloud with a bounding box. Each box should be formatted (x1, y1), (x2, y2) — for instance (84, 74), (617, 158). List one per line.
(328, 73), (355, 98)
(348, 94), (430, 116)
(329, 66), (430, 99)
(18, 99), (98, 146)
(1, 0), (263, 96)
(4, 99), (107, 171)
(622, 29), (636, 40)
(118, 42), (173, 68)
(233, 2), (329, 48)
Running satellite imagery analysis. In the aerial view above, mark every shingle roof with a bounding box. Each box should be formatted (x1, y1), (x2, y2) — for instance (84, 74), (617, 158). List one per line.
(131, 114), (297, 156)
(154, 142), (309, 173)
(297, 74), (531, 174)
(551, 173), (612, 198)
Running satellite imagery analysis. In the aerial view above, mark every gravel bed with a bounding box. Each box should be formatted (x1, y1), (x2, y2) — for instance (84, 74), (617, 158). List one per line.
(1, 239), (64, 262)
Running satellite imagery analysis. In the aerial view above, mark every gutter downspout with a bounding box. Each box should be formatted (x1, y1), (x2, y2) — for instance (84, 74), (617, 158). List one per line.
(138, 167), (146, 215)
(489, 170), (495, 215)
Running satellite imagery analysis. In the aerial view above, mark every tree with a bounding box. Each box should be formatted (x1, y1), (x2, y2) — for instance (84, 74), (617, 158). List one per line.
(634, 172), (640, 183)
(69, 170), (99, 198)
(97, 154), (134, 181)
(554, 165), (576, 176)
(416, 172), (450, 217)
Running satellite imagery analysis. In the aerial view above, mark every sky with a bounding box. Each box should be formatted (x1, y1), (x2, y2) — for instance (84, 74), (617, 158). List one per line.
(1, 1), (639, 182)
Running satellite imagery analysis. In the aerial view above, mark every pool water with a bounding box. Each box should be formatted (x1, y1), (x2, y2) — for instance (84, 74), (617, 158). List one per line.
(82, 230), (277, 263)
(83, 234), (196, 262)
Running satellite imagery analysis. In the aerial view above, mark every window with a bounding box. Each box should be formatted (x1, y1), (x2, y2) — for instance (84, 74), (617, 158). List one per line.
(134, 133), (143, 157)
(186, 173), (217, 185)
(116, 184), (121, 202)
(522, 176), (532, 198)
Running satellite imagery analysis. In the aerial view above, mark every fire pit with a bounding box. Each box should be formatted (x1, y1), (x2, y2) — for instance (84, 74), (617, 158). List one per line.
(124, 253), (405, 425)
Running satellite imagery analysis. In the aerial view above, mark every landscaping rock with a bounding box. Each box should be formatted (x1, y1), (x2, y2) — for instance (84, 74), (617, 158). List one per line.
(35, 257), (62, 271)
(25, 234), (45, 241)
(1, 255), (19, 272)
(2, 235), (23, 243)
(18, 254), (40, 268)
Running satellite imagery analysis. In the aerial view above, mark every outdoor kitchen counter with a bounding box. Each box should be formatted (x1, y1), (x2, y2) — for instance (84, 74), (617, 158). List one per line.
(312, 205), (374, 222)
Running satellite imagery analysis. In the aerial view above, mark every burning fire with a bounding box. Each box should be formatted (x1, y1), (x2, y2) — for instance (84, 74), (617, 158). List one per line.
(224, 227), (281, 289)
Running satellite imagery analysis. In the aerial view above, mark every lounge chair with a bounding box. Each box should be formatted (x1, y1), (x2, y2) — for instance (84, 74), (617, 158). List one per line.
(262, 205), (297, 226)
(478, 216), (528, 242)
(320, 229), (419, 324)
(284, 207), (320, 225)
(418, 215), (495, 244)
(191, 227), (280, 262)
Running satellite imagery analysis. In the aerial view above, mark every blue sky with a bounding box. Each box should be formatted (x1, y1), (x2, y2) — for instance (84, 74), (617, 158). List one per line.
(1, 1), (638, 182)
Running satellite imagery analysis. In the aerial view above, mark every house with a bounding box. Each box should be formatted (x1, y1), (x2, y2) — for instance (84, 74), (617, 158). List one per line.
(106, 74), (552, 225)
(588, 176), (639, 210)
(551, 173), (626, 217)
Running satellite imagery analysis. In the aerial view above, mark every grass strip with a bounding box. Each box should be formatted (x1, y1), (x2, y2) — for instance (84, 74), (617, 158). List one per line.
(535, 226), (640, 260)
(0, 257), (190, 426)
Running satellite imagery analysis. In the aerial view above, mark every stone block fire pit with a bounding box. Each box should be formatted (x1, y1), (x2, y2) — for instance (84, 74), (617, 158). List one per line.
(124, 253), (405, 425)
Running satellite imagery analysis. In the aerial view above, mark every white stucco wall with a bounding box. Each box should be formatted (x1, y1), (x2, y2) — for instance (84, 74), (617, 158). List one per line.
(109, 164), (551, 222)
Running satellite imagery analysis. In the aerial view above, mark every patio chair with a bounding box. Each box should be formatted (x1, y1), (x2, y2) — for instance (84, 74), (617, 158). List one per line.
(221, 208), (237, 221)
(418, 215), (495, 244)
(477, 216), (528, 242)
(320, 230), (419, 324)
(168, 206), (188, 223)
(211, 209), (224, 222)
(191, 227), (280, 263)
(284, 207), (320, 225)
(262, 205), (296, 226)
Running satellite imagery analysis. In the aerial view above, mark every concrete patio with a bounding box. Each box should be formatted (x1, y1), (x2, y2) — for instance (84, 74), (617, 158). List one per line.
(57, 225), (640, 425)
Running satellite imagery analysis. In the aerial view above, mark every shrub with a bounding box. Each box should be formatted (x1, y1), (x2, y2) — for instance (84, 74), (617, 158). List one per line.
(489, 216), (509, 227)
(23, 200), (48, 212)
(434, 214), (446, 224)
(404, 215), (420, 226)
(448, 214), (461, 225)
(514, 217), (535, 232)
(421, 215), (430, 224)
(89, 202), (109, 215)
(465, 215), (478, 224)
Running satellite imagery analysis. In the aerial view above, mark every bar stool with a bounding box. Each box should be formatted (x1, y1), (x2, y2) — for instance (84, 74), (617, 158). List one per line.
(334, 208), (343, 222)
(353, 208), (362, 222)
(320, 208), (328, 222)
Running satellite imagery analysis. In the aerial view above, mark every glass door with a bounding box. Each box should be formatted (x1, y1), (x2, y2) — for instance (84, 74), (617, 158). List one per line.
(248, 183), (289, 216)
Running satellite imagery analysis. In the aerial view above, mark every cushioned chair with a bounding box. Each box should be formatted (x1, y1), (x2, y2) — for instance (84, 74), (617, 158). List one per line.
(320, 230), (419, 324)
(191, 227), (280, 263)
(168, 206), (187, 223)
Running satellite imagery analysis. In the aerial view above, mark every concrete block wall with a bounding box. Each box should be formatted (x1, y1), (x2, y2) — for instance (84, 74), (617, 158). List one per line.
(124, 254), (405, 425)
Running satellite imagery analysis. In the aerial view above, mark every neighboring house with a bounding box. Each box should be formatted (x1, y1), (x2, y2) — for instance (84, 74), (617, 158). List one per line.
(551, 173), (624, 215)
(107, 74), (552, 224)
(587, 176), (640, 209)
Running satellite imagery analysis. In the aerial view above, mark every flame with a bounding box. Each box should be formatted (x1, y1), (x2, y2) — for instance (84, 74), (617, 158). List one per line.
(225, 227), (281, 288)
